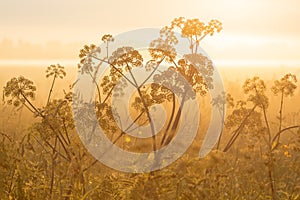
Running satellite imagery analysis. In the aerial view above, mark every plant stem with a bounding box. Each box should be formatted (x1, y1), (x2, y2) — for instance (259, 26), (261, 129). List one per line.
(223, 105), (257, 152)
(47, 75), (56, 106)
(21, 92), (71, 161)
(83, 111), (145, 172)
(160, 92), (176, 146)
(49, 136), (58, 196)
(128, 66), (157, 153)
(277, 90), (284, 143)
(216, 104), (225, 150)
(88, 71), (101, 104)
(91, 56), (136, 87)
(272, 125), (300, 145)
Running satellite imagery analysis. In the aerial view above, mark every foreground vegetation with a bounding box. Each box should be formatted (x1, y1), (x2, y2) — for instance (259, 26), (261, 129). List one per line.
(1, 17), (300, 199)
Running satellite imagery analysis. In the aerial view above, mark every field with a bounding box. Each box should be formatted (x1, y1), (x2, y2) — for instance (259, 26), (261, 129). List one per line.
(0, 62), (300, 199)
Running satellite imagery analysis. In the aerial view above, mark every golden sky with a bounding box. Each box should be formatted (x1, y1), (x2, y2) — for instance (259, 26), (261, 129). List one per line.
(1, 0), (300, 65)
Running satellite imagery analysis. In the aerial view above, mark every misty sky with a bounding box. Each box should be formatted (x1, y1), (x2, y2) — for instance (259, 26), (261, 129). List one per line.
(1, 0), (300, 63)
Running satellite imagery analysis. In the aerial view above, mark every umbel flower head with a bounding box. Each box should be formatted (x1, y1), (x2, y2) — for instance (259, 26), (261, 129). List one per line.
(3, 76), (36, 108)
(46, 64), (66, 79)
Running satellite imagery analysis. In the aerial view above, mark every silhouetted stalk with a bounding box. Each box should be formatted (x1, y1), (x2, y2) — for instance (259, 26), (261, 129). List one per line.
(43, 138), (68, 161)
(49, 136), (58, 196)
(277, 90), (284, 143)
(95, 56), (165, 150)
(267, 153), (276, 200)
(0, 131), (12, 142)
(138, 57), (165, 89)
(127, 66), (157, 153)
(102, 86), (114, 105)
(62, 119), (71, 144)
(83, 111), (145, 172)
(254, 87), (272, 145)
(21, 101), (35, 113)
(20, 93), (40, 115)
(91, 56), (135, 86)
(188, 32), (209, 54)
(262, 105), (272, 148)
(160, 92), (175, 146)
(194, 35), (198, 54)
(20, 92), (71, 161)
(223, 105), (257, 152)
(167, 89), (188, 143)
(216, 103), (225, 150)
(272, 125), (300, 145)
(47, 75), (56, 105)
(163, 58), (190, 144)
(88, 71), (101, 104)
(31, 133), (49, 154)
(255, 88), (277, 199)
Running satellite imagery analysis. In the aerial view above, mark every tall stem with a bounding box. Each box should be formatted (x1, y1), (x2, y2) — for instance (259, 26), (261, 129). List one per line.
(255, 88), (276, 199)
(160, 92), (175, 146)
(164, 89), (188, 145)
(21, 92), (71, 161)
(216, 104), (225, 150)
(223, 105), (257, 152)
(49, 136), (58, 196)
(128, 67), (157, 152)
(92, 56), (136, 86)
(171, 89), (187, 132)
(88, 71), (101, 104)
(272, 125), (300, 145)
(47, 75), (56, 105)
(277, 90), (284, 142)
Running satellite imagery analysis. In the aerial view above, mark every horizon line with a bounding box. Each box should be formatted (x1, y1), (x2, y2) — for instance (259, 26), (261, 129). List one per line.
(0, 59), (300, 68)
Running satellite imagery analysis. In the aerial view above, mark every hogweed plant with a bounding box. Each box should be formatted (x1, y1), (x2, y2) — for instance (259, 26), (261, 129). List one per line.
(1, 17), (300, 199)
(221, 75), (300, 199)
